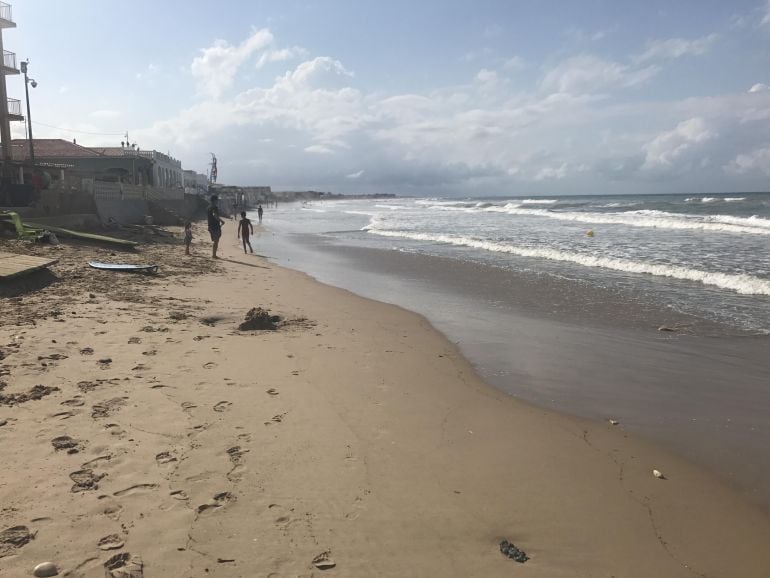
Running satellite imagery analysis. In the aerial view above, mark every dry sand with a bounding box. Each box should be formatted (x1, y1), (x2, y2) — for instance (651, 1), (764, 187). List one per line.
(1, 225), (770, 577)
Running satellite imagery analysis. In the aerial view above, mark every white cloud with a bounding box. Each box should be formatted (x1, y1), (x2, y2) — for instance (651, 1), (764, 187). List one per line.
(636, 34), (718, 63)
(641, 117), (714, 173)
(255, 46), (307, 69)
(541, 54), (658, 94)
(502, 55), (526, 70)
(304, 144), (334, 154)
(763, 0), (770, 26)
(191, 28), (274, 98)
(749, 83), (770, 93)
(725, 147), (770, 175)
(134, 29), (770, 194)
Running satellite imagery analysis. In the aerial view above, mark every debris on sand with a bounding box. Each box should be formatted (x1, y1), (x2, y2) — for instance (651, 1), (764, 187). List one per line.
(238, 307), (281, 331)
(499, 539), (528, 563)
(0, 383), (59, 406)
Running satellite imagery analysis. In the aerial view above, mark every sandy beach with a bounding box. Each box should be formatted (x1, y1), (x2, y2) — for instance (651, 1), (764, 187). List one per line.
(2, 224), (770, 577)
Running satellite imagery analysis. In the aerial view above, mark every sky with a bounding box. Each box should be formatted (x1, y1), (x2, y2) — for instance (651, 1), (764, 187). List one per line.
(7, 0), (770, 195)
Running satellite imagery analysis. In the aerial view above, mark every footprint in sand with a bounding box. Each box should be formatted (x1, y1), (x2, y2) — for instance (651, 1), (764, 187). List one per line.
(0, 525), (34, 558)
(97, 358), (113, 368)
(79, 347), (94, 356)
(264, 412), (288, 425)
(82, 455), (112, 468)
(113, 483), (159, 497)
(70, 469), (106, 492)
(149, 384), (172, 389)
(213, 400), (232, 412)
(202, 361), (217, 369)
(196, 491), (236, 514)
(142, 350), (157, 356)
(266, 388), (279, 396)
(97, 534), (125, 551)
(92, 398), (128, 419)
(155, 451), (177, 465)
(181, 401), (197, 412)
(60, 398), (85, 407)
(99, 499), (123, 521)
(51, 435), (82, 453)
(77, 380), (103, 393)
(104, 423), (126, 437)
(170, 490), (189, 501)
(50, 410), (79, 420)
(128, 337), (142, 344)
(104, 552), (143, 578)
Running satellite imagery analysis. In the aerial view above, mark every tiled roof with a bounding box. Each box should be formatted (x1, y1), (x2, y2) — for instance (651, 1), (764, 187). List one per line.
(10, 139), (107, 160)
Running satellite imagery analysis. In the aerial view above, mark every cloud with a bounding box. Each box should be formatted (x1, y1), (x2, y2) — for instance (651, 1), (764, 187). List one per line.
(255, 46), (307, 69)
(763, 0), (770, 26)
(502, 55), (526, 70)
(636, 34), (718, 63)
(725, 147), (770, 176)
(641, 117), (715, 174)
(541, 54), (658, 94)
(304, 144), (335, 154)
(134, 28), (770, 194)
(191, 28), (274, 98)
(749, 83), (770, 93)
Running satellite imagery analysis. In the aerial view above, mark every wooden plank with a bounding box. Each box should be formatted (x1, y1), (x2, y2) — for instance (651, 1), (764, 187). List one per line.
(0, 251), (59, 279)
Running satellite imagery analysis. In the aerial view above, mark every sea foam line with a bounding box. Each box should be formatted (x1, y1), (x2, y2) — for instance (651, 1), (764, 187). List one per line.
(477, 205), (770, 235)
(364, 229), (770, 296)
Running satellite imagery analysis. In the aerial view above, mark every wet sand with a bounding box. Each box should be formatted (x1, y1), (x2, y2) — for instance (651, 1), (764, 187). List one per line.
(259, 233), (770, 512)
(1, 226), (770, 577)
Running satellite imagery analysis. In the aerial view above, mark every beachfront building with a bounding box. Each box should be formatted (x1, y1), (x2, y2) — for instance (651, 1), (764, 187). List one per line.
(95, 146), (183, 188)
(0, 2), (24, 168)
(184, 169), (209, 195)
(10, 139), (183, 188)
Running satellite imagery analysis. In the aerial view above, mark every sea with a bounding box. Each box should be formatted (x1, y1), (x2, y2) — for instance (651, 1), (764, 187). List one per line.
(260, 192), (770, 334)
(251, 192), (770, 508)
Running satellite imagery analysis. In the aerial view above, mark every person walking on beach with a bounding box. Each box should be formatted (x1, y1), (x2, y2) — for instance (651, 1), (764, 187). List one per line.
(183, 222), (193, 255)
(257, 204), (264, 224)
(207, 195), (225, 259)
(237, 211), (254, 254)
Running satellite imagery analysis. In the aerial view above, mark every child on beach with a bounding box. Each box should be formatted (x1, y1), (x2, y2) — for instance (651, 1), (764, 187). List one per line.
(183, 222), (193, 255)
(237, 211), (254, 254)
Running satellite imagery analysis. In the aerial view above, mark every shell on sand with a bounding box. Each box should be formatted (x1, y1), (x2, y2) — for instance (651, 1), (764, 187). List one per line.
(33, 561), (59, 577)
(653, 469), (665, 479)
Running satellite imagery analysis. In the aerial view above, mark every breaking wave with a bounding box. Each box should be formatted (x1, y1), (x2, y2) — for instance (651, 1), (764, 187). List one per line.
(363, 229), (770, 296)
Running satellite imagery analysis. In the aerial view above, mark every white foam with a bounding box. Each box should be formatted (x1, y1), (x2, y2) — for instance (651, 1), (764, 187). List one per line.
(519, 199), (558, 205)
(724, 197), (746, 202)
(363, 228), (770, 296)
(686, 196), (718, 203)
(475, 205), (770, 235)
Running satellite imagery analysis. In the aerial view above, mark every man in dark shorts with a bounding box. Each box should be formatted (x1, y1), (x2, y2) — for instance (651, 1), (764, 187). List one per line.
(207, 195), (225, 259)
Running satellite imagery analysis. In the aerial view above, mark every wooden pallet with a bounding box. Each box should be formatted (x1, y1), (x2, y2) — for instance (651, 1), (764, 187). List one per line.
(0, 251), (59, 280)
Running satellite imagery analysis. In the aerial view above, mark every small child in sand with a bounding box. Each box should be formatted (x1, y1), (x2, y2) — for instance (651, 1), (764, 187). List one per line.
(183, 222), (193, 255)
(237, 211), (254, 254)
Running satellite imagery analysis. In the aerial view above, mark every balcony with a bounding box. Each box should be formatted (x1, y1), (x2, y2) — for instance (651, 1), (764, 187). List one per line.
(2, 50), (18, 74)
(6, 97), (23, 121)
(0, 2), (15, 29)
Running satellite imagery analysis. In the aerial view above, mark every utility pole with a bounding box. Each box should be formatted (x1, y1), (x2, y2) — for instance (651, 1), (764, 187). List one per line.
(20, 59), (33, 165)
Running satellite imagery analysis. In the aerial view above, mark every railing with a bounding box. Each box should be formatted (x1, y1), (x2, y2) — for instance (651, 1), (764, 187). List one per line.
(0, 2), (13, 23)
(3, 50), (16, 70)
(121, 148), (182, 167)
(93, 181), (185, 201)
(6, 97), (22, 117)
